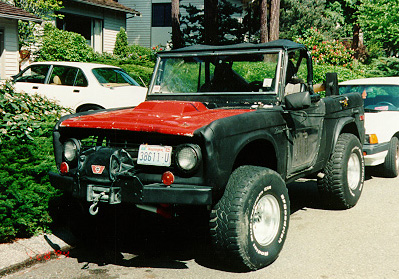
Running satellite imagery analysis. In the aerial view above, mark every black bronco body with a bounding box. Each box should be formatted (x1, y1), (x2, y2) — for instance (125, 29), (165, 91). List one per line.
(50, 39), (365, 270)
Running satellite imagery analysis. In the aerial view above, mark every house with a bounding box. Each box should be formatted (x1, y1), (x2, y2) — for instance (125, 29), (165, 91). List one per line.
(119, 0), (243, 48)
(56, 0), (140, 53)
(0, 2), (41, 80)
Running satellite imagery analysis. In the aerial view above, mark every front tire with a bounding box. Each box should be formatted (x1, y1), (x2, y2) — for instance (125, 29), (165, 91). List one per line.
(209, 166), (290, 270)
(318, 133), (364, 209)
(383, 137), (399, 178)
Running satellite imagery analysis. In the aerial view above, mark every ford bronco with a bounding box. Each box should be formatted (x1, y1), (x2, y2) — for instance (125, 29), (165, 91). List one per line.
(49, 39), (365, 270)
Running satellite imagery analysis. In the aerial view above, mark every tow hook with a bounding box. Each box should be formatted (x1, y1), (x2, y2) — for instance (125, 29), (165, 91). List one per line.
(89, 191), (105, 215)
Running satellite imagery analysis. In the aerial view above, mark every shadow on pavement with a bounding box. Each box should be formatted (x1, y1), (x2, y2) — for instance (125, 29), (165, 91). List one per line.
(48, 178), (342, 273)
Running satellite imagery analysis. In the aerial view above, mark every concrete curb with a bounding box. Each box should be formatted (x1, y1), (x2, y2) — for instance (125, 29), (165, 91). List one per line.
(0, 233), (72, 277)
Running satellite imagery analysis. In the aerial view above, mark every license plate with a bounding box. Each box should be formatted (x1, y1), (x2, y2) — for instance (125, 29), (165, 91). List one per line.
(137, 145), (172, 167)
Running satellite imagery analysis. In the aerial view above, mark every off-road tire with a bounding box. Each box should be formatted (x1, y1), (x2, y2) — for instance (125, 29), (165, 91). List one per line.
(209, 166), (290, 271)
(383, 137), (399, 178)
(317, 133), (364, 209)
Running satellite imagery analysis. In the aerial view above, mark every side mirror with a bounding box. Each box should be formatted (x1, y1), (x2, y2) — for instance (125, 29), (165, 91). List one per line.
(325, 72), (338, 96)
(284, 91), (311, 110)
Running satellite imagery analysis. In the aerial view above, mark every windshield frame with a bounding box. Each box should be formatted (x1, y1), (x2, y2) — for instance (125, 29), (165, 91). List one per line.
(147, 49), (283, 104)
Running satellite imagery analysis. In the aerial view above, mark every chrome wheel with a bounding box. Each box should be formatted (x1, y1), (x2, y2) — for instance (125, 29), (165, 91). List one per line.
(251, 194), (281, 246)
(347, 152), (361, 191)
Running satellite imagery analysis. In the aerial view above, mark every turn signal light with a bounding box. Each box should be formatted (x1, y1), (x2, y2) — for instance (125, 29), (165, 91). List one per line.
(162, 171), (174, 186)
(368, 134), (378, 144)
(60, 162), (69, 174)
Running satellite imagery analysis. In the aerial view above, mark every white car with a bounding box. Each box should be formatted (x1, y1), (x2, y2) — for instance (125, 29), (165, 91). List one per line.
(12, 61), (147, 112)
(340, 77), (399, 177)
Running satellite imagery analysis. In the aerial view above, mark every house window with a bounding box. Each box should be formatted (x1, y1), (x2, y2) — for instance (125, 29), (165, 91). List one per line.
(56, 13), (92, 41)
(56, 13), (103, 52)
(152, 3), (171, 27)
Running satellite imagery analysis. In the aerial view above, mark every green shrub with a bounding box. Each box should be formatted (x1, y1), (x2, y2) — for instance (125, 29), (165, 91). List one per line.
(113, 27), (129, 57)
(0, 82), (71, 242)
(35, 24), (95, 62)
(367, 57), (399, 77)
(312, 64), (366, 85)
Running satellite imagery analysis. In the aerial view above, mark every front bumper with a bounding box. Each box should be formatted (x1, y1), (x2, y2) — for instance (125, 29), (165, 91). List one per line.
(363, 142), (389, 166)
(49, 171), (212, 205)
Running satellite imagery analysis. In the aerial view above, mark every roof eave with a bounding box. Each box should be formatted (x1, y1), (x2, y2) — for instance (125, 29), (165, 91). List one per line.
(72, 0), (140, 16)
(0, 13), (42, 23)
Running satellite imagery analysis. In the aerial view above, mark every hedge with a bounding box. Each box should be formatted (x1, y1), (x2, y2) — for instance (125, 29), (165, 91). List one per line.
(0, 82), (71, 242)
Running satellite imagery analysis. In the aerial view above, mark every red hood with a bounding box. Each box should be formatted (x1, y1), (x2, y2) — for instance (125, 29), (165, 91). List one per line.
(60, 101), (251, 136)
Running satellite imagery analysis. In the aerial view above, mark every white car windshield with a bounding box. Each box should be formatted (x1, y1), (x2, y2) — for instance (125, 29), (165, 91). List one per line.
(150, 52), (280, 95)
(92, 68), (140, 87)
(340, 84), (399, 111)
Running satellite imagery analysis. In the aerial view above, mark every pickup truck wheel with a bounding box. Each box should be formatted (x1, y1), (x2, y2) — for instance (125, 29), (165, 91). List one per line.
(318, 133), (364, 209)
(383, 137), (399, 178)
(209, 166), (290, 270)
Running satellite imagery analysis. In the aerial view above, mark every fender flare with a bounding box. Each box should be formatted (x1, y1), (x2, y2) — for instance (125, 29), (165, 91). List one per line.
(332, 116), (361, 151)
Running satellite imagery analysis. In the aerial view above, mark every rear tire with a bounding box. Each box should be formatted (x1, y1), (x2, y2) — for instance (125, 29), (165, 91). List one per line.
(209, 166), (290, 270)
(317, 133), (364, 209)
(383, 137), (399, 178)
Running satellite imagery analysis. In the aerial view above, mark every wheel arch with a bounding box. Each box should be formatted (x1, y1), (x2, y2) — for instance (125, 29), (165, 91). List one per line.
(232, 137), (279, 174)
(76, 103), (105, 113)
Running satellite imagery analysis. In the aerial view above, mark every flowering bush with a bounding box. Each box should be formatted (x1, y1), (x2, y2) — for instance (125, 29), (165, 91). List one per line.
(295, 27), (354, 67)
(0, 81), (71, 143)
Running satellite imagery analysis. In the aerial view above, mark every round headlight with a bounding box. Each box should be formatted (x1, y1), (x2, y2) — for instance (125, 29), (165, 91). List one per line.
(176, 144), (201, 173)
(63, 139), (80, 162)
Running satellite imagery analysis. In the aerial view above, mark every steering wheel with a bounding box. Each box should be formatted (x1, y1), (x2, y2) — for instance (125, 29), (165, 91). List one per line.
(376, 101), (395, 107)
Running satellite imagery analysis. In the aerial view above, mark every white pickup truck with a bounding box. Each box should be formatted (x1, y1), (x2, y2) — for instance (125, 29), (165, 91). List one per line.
(340, 77), (399, 177)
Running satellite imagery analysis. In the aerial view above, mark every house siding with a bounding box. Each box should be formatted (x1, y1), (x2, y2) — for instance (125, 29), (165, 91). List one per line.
(122, 0), (152, 47)
(0, 18), (19, 79)
(103, 11), (127, 53)
(120, 0), (243, 48)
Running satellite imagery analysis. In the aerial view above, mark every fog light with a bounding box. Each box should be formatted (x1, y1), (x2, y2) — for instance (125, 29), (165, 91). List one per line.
(60, 162), (69, 174)
(162, 171), (174, 186)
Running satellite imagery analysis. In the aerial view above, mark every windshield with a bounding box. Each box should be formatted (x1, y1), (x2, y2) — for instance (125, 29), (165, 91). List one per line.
(150, 52), (280, 95)
(340, 84), (399, 111)
(92, 68), (140, 87)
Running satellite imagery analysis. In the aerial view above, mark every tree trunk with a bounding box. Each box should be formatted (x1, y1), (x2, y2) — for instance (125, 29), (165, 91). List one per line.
(171, 0), (184, 49)
(260, 0), (268, 43)
(351, 23), (360, 51)
(269, 0), (280, 41)
(204, 0), (218, 45)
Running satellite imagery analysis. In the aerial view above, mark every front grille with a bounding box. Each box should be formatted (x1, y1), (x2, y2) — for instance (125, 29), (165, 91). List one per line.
(81, 135), (141, 163)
